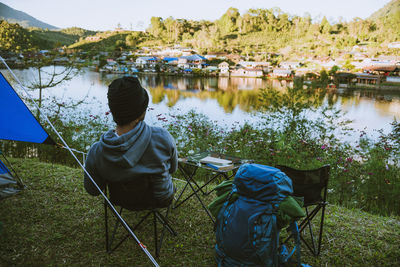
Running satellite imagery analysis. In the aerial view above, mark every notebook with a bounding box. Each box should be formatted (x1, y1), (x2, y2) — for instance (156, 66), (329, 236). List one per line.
(199, 156), (232, 166)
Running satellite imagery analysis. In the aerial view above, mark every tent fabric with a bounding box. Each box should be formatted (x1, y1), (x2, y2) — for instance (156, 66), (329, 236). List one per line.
(0, 72), (55, 145)
(0, 158), (11, 175)
(0, 158), (21, 200)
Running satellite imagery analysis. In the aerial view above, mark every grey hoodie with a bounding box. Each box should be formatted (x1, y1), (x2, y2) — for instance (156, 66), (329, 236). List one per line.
(84, 121), (177, 202)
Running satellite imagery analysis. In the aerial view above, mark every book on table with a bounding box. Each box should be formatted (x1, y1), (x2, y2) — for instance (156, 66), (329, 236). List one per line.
(199, 156), (232, 166)
(186, 151), (243, 168)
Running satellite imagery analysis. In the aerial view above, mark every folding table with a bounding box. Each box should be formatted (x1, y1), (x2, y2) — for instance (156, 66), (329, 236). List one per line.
(173, 151), (249, 223)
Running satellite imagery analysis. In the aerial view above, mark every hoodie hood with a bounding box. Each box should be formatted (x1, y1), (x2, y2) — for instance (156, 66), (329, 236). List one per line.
(100, 121), (151, 168)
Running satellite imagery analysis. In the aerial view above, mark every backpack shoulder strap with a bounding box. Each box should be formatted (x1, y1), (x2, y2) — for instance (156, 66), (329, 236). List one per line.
(279, 221), (302, 266)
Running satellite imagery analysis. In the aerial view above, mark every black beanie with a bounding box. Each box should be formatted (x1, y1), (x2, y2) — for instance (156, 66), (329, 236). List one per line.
(107, 76), (149, 125)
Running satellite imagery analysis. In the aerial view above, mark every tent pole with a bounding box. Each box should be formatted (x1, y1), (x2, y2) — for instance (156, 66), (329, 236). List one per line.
(0, 57), (160, 267)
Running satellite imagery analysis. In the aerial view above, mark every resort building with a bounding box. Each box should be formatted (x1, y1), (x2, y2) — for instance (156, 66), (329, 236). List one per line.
(279, 61), (301, 70)
(135, 56), (159, 68)
(388, 42), (400, 49)
(178, 54), (207, 69)
(271, 69), (293, 78)
(231, 68), (263, 77)
(238, 61), (270, 69)
(218, 62), (230, 76)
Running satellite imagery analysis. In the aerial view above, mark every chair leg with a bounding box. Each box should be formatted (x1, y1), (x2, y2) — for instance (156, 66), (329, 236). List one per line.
(153, 211), (159, 257)
(105, 206), (127, 253)
(111, 210), (154, 253)
(104, 200), (109, 252)
(154, 205), (178, 257)
(104, 204), (177, 257)
(305, 207), (317, 254)
(316, 204), (327, 256)
(155, 206), (177, 236)
(299, 205), (326, 256)
(283, 204), (325, 257)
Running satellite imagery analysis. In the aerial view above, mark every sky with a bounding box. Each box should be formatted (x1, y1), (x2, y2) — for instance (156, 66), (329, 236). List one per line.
(2, 0), (392, 31)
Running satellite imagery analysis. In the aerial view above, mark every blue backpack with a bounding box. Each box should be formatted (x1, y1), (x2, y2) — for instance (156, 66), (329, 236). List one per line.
(215, 163), (303, 267)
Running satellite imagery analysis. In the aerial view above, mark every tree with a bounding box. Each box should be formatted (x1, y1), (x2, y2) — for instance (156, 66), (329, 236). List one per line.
(192, 28), (213, 50)
(24, 53), (80, 119)
(0, 20), (32, 53)
(147, 17), (165, 38)
(115, 40), (126, 51)
(343, 60), (355, 71)
(320, 16), (332, 34)
(329, 65), (341, 76)
(126, 32), (141, 48)
(319, 69), (330, 87)
(163, 17), (184, 43)
(259, 80), (335, 151)
(217, 7), (240, 35)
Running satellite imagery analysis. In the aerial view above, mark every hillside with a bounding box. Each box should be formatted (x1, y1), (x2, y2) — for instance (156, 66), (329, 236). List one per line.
(66, 1), (400, 58)
(0, 19), (97, 52)
(30, 27), (98, 49)
(0, 157), (399, 266)
(0, 2), (57, 29)
(69, 31), (130, 51)
(369, 0), (400, 20)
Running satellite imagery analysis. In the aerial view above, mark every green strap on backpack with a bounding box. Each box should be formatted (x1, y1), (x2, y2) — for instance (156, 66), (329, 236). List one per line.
(208, 180), (306, 226)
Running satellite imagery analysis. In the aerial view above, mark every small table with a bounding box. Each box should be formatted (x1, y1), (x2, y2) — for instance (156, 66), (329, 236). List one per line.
(173, 152), (249, 223)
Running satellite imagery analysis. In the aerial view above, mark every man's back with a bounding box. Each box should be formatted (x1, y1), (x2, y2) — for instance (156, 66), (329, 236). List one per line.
(84, 121), (177, 204)
(83, 76), (178, 207)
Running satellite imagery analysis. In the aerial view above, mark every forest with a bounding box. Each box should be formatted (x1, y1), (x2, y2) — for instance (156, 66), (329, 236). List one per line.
(1, 0), (399, 59)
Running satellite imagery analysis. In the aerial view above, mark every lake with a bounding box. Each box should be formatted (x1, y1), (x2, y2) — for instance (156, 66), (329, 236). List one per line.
(3, 67), (400, 141)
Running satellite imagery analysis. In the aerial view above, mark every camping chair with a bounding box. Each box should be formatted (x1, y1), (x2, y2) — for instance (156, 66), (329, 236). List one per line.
(0, 150), (24, 200)
(276, 165), (330, 256)
(104, 176), (177, 257)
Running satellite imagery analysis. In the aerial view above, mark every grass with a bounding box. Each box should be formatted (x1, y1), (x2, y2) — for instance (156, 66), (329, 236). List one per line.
(0, 158), (399, 266)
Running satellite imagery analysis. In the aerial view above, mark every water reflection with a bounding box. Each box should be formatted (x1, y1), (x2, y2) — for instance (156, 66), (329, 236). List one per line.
(137, 74), (290, 92)
(2, 67), (399, 136)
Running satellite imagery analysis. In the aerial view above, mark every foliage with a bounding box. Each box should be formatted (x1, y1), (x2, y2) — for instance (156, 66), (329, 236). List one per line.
(125, 31), (143, 48)
(29, 28), (78, 49)
(0, 20), (98, 52)
(60, 27), (97, 37)
(68, 31), (130, 52)
(2, 1), (398, 59)
(21, 58), (80, 118)
(139, 2), (400, 57)
(3, 76), (399, 215)
(0, 20), (32, 52)
(369, 0), (400, 20)
(259, 81), (329, 137)
(28, 27), (97, 50)
(155, 104), (399, 216)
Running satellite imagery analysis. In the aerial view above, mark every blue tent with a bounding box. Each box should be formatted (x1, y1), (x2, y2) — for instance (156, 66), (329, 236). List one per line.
(0, 151), (23, 199)
(0, 72), (54, 145)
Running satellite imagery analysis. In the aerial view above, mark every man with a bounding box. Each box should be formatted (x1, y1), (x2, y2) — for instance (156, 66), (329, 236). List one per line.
(84, 76), (177, 207)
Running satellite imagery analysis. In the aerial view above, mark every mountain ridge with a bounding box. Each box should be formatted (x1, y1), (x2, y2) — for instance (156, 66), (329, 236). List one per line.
(369, 0), (400, 20)
(0, 2), (57, 29)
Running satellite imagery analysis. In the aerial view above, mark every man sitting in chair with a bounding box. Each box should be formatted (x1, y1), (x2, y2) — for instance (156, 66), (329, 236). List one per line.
(83, 76), (178, 208)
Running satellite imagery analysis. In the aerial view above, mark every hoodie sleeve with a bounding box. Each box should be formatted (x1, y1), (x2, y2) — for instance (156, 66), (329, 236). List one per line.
(83, 143), (105, 196)
(168, 132), (178, 174)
